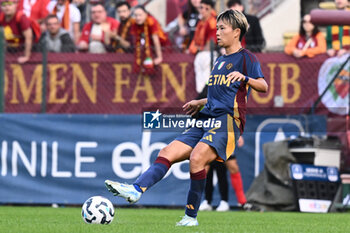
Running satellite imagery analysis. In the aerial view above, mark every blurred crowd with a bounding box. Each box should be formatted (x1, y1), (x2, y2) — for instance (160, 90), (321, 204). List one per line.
(285, 0), (350, 59)
(0, 0), (266, 72)
(0, 0), (349, 71)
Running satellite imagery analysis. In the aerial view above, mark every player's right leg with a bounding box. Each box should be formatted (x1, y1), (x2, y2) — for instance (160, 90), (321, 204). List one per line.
(105, 140), (192, 204)
(226, 158), (247, 205)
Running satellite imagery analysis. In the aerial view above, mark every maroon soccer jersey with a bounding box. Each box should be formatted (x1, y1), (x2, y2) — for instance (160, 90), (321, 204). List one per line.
(0, 13), (31, 46)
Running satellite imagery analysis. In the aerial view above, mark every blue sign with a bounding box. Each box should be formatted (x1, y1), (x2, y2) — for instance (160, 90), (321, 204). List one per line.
(0, 114), (326, 205)
(290, 164), (339, 182)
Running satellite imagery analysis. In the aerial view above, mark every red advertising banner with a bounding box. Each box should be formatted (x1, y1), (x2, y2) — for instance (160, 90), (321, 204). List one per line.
(3, 52), (348, 115)
(249, 53), (329, 114)
(4, 53), (197, 113)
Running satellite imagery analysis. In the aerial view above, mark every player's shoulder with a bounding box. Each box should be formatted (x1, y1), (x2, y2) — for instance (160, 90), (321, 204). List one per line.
(241, 48), (259, 64)
(208, 16), (217, 29)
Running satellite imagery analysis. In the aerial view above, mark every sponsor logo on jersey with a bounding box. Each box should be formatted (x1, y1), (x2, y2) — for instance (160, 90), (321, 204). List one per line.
(218, 61), (225, 70)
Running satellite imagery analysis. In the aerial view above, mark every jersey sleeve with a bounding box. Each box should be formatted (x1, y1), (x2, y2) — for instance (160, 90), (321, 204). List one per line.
(70, 5), (81, 23)
(149, 18), (159, 35)
(79, 23), (90, 43)
(106, 17), (119, 31)
(205, 18), (217, 43)
(248, 57), (264, 79)
(19, 15), (31, 31)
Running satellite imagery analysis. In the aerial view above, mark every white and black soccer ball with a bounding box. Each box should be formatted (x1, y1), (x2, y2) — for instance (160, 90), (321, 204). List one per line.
(81, 196), (115, 224)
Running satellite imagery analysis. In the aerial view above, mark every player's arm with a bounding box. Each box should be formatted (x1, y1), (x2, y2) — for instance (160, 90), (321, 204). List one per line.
(246, 77), (268, 93)
(182, 98), (207, 116)
(152, 34), (163, 65)
(227, 71), (268, 93)
(113, 33), (131, 49)
(18, 28), (32, 64)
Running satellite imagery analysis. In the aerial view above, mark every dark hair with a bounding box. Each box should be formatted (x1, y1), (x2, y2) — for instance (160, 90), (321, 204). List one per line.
(90, 0), (104, 5)
(116, 1), (131, 10)
(91, 2), (105, 9)
(134, 4), (148, 13)
(45, 14), (59, 24)
(226, 0), (242, 8)
(187, 0), (199, 15)
(217, 9), (248, 41)
(200, 0), (215, 8)
(299, 17), (319, 37)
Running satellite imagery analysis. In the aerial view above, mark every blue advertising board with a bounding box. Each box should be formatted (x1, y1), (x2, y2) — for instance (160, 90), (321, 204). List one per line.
(289, 163), (339, 213)
(290, 164), (339, 182)
(0, 114), (326, 206)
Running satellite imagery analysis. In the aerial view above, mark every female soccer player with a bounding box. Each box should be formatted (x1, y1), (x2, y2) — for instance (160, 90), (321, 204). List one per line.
(105, 9), (268, 226)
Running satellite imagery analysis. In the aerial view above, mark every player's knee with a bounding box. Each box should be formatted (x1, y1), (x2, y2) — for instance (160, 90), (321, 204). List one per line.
(230, 166), (239, 174)
(189, 153), (206, 168)
(227, 162), (239, 173)
(158, 146), (171, 160)
(189, 153), (199, 164)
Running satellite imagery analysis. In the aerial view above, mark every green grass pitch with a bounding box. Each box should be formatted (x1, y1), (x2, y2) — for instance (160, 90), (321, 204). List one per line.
(0, 206), (349, 233)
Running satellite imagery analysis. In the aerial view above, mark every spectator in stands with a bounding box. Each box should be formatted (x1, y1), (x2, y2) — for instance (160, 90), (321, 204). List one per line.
(36, 14), (75, 52)
(78, 3), (119, 53)
(188, 0), (217, 93)
(112, 1), (134, 52)
(17, 0), (50, 23)
(0, 0), (33, 63)
(104, 0), (138, 17)
(104, 0), (117, 18)
(72, 0), (87, 28)
(285, 14), (326, 58)
(326, 0), (350, 57)
(128, 0), (138, 7)
(227, 0), (265, 52)
(47, 0), (81, 44)
(177, 0), (201, 50)
(131, 5), (170, 74)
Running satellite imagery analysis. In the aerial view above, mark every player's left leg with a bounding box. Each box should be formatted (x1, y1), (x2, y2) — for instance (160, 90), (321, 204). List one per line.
(176, 142), (217, 226)
(105, 140), (192, 203)
(106, 126), (204, 204)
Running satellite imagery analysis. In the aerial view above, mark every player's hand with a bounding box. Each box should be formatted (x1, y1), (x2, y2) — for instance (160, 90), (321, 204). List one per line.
(178, 26), (187, 36)
(101, 22), (110, 32)
(17, 56), (29, 64)
(227, 71), (245, 83)
(237, 136), (244, 147)
(182, 100), (202, 116)
(337, 49), (348, 57)
(154, 57), (162, 65)
(327, 49), (336, 57)
(292, 49), (303, 58)
(91, 34), (102, 41)
(78, 41), (88, 50)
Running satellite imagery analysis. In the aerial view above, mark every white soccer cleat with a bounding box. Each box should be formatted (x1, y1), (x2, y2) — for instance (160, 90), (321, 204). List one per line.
(199, 200), (213, 211)
(216, 200), (230, 212)
(175, 215), (199, 226)
(104, 180), (141, 204)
